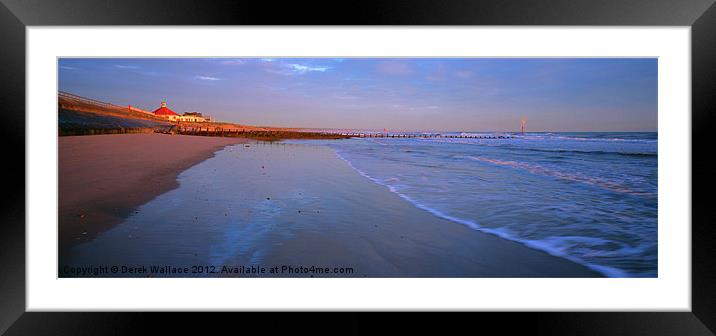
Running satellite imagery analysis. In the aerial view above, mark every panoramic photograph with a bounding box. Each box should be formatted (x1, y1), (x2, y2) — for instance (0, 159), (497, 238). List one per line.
(57, 58), (657, 278)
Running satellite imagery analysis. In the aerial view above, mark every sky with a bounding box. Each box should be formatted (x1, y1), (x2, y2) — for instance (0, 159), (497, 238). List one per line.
(58, 58), (657, 132)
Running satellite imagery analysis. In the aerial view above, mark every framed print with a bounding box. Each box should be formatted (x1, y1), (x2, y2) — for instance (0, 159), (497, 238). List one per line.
(2, 0), (715, 334)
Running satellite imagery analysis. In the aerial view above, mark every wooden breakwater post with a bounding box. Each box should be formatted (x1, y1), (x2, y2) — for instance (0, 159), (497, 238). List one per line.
(341, 133), (513, 139)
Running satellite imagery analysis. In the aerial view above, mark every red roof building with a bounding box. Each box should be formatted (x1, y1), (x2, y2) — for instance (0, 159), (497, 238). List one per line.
(152, 101), (178, 116)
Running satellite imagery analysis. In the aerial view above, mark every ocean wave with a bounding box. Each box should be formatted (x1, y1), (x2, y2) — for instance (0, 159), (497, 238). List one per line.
(421, 138), (657, 157)
(465, 156), (654, 196)
(508, 147), (657, 157)
(333, 150), (649, 278)
(520, 135), (657, 143)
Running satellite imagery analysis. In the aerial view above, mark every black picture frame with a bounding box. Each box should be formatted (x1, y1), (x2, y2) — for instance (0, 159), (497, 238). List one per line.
(1, 0), (714, 334)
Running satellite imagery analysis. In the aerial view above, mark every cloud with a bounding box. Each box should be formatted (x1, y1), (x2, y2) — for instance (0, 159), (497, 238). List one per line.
(196, 75), (221, 81)
(59, 66), (77, 70)
(114, 65), (140, 69)
(262, 60), (331, 75)
(260, 58), (276, 62)
(287, 63), (330, 74)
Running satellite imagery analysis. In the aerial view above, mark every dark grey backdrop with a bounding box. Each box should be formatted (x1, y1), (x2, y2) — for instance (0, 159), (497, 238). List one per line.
(1, 0), (714, 335)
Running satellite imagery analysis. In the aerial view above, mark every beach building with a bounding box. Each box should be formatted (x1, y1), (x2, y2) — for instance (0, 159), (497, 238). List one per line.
(180, 111), (211, 122)
(152, 101), (180, 121)
(152, 102), (210, 122)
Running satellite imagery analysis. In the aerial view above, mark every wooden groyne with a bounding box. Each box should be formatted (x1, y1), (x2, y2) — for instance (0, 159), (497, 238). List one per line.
(339, 133), (513, 139)
(172, 126), (513, 140)
(173, 125), (350, 140)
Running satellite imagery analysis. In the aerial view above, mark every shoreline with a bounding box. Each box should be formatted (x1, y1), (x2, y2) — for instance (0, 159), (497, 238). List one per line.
(61, 141), (601, 277)
(58, 133), (250, 259)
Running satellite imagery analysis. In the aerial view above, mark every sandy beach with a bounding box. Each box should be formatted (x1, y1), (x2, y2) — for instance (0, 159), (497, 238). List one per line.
(60, 140), (601, 277)
(58, 133), (250, 255)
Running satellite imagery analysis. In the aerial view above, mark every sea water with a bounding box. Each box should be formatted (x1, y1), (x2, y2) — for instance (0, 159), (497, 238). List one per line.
(295, 132), (657, 277)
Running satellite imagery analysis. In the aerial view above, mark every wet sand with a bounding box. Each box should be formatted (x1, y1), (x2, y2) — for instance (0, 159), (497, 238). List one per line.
(58, 133), (250, 255)
(61, 142), (601, 277)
